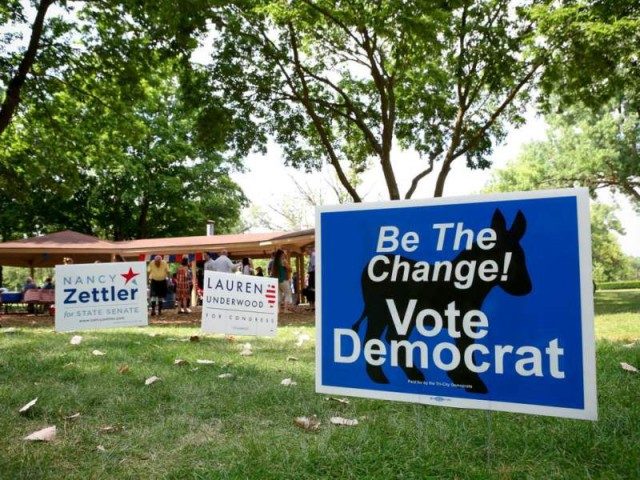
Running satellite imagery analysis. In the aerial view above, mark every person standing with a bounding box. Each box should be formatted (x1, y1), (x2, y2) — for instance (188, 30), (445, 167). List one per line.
(148, 255), (169, 316)
(306, 246), (316, 309)
(211, 249), (238, 273)
(203, 252), (216, 271)
(267, 252), (275, 279)
(271, 249), (291, 313)
(175, 257), (192, 314)
(241, 257), (253, 275)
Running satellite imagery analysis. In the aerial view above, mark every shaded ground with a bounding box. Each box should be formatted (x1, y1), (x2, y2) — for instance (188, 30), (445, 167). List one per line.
(0, 305), (315, 328)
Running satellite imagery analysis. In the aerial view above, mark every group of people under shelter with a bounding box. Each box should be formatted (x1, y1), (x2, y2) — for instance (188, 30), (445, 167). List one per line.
(146, 247), (315, 316)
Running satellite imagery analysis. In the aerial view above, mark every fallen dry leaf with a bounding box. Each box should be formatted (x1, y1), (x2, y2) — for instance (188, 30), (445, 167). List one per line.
(117, 364), (130, 374)
(174, 359), (189, 366)
(295, 334), (311, 347)
(23, 426), (56, 442)
(225, 335), (237, 342)
(324, 397), (350, 405)
(330, 416), (359, 427)
(189, 335), (200, 342)
(196, 359), (214, 365)
(99, 425), (121, 434)
(620, 362), (638, 373)
(19, 397), (38, 414)
(96, 445), (106, 452)
(217, 373), (233, 379)
(145, 376), (161, 385)
(64, 413), (81, 420)
(281, 378), (297, 386)
(294, 416), (320, 431)
(92, 350), (105, 356)
(70, 335), (82, 345)
(287, 356), (299, 362)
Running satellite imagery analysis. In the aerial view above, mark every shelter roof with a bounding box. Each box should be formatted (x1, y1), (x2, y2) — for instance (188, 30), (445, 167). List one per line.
(0, 228), (316, 267)
(117, 229), (314, 259)
(0, 230), (118, 267)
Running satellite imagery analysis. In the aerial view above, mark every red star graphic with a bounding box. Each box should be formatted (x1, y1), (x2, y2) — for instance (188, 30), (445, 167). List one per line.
(121, 267), (139, 284)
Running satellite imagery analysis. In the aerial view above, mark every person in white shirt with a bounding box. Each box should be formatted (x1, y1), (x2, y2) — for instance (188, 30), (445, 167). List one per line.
(211, 250), (238, 273)
(203, 252), (216, 271)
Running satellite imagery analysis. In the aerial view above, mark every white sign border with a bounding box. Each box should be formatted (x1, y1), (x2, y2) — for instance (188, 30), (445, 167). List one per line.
(200, 270), (279, 337)
(54, 261), (148, 332)
(315, 187), (597, 420)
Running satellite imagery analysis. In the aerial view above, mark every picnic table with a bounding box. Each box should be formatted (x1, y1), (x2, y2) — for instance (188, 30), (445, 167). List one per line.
(0, 289), (55, 315)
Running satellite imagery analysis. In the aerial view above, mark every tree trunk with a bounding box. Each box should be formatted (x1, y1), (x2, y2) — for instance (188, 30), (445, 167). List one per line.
(137, 196), (150, 239)
(0, 0), (54, 136)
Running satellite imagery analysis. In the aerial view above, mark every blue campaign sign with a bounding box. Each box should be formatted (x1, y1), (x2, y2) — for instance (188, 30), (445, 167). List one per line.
(316, 188), (597, 420)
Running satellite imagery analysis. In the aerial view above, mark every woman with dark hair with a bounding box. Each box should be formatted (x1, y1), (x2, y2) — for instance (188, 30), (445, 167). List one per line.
(175, 257), (192, 314)
(270, 249), (291, 313)
(241, 257), (253, 275)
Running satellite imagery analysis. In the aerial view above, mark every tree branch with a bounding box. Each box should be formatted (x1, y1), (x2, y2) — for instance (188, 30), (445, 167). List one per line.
(452, 60), (542, 160)
(404, 150), (439, 199)
(287, 22), (362, 202)
(0, 0), (55, 136)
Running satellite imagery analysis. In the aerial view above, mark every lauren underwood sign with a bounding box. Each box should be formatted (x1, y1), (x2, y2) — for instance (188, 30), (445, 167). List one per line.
(55, 262), (148, 332)
(316, 188), (597, 420)
(201, 271), (278, 337)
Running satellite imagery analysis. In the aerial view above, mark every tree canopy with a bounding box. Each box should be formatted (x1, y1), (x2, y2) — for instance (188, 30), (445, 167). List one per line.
(133, 0), (545, 201)
(0, 1), (246, 241)
(2, 0), (638, 242)
(488, 106), (639, 210)
(486, 107), (638, 281)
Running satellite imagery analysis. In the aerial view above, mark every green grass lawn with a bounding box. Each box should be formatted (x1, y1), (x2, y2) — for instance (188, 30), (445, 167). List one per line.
(1, 292), (639, 479)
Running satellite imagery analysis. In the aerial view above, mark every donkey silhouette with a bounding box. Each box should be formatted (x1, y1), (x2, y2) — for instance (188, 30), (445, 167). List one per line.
(353, 209), (532, 393)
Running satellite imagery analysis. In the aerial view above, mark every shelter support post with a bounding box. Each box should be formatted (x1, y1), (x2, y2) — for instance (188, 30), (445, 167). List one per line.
(295, 253), (303, 305)
(191, 256), (197, 307)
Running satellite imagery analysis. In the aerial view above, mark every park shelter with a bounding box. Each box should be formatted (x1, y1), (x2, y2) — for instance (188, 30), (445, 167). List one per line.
(0, 228), (316, 299)
(116, 228), (316, 300)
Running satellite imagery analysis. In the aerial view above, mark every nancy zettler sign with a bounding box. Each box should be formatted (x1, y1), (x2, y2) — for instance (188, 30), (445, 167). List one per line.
(55, 262), (148, 332)
(316, 189), (597, 420)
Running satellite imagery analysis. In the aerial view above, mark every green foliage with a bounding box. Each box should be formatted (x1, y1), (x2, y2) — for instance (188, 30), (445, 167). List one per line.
(590, 203), (635, 282)
(534, 0), (640, 111)
(598, 280), (640, 291)
(142, 0), (543, 200)
(0, 3), (246, 241)
(487, 116), (638, 282)
(488, 105), (639, 211)
(1, 266), (54, 290)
